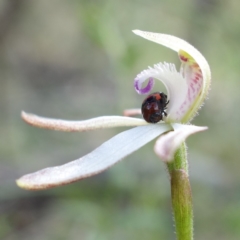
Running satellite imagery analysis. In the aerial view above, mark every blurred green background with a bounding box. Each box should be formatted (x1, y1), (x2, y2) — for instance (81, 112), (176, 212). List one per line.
(1, 0), (240, 239)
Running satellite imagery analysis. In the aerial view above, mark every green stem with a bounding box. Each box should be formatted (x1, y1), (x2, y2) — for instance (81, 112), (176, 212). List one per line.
(167, 142), (193, 240)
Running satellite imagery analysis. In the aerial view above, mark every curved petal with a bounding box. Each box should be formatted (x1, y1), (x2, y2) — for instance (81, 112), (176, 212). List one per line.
(16, 124), (173, 190)
(154, 123), (207, 162)
(21, 111), (148, 132)
(133, 30), (211, 123)
(134, 62), (187, 122)
(134, 76), (154, 94)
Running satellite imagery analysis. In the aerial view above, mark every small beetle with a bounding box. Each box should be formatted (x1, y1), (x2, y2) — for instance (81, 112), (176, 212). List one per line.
(141, 92), (169, 123)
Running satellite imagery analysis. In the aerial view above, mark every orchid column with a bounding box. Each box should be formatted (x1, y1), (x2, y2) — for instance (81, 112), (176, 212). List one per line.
(133, 30), (211, 240)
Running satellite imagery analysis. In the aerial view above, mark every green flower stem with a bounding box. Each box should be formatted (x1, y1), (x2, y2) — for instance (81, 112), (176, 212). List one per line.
(167, 143), (193, 240)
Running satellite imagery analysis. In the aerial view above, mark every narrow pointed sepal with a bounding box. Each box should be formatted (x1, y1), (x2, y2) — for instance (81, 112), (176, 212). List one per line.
(17, 124), (172, 190)
(21, 111), (148, 132)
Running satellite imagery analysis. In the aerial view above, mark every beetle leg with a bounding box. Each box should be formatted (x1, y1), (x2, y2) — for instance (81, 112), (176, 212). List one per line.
(163, 111), (168, 117)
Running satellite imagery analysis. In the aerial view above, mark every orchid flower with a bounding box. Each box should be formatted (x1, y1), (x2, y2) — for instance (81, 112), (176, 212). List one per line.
(17, 30), (210, 190)
(133, 30), (211, 124)
(17, 30), (211, 240)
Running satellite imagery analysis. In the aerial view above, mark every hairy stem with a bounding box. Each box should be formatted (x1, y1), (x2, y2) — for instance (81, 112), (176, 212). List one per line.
(167, 143), (193, 240)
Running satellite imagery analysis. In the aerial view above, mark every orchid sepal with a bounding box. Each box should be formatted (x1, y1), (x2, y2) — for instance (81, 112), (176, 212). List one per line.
(16, 124), (173, 190)
(21, 111), (149, 132)
(17, 116), (206, 190)
(154, 123), (208, 162)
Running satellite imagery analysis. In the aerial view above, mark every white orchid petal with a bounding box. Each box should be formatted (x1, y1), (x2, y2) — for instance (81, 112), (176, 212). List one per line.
(133, 30), (211, 123)
(154, 123), (207, 162)
(21, 111), (149, 132)
(17, 124), (172, 190)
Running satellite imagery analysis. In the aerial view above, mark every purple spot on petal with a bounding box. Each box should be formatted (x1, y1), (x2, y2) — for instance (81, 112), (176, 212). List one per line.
(134, 77), (154, 95)
(134, 78), (140, 91)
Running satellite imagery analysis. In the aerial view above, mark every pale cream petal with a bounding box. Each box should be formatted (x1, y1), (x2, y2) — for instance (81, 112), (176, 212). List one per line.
(21, 111), (148, 132)
(17, 124), (172, 190)
(154, 123), (207, 162)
